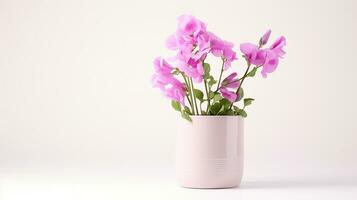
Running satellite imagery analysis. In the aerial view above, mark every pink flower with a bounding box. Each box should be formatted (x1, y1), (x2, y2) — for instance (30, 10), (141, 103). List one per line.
(152, 57), (186, 105)
(166, 15), (206, 52)
(166, 15), (237, 84)
(259, 29), (271, 46)
(270, 36), (286, 58)
(153, 56), (173, 75)
(166, 33), (194, 53)
(240, 43), (280, 78)
(219, 88), (238, 103)
(177, 15), (206, 36)
(172, 51), (205, 83)
(260, 36), (286, 78)
(261, 50), (279, 78)
(240, 43), (267, 66)
(208, 32), (237, 69)
(240, 32), (286, 78)
(221, 72), (240, 89)
(165, 15), (210, 83)
(219, 73), (240, 103)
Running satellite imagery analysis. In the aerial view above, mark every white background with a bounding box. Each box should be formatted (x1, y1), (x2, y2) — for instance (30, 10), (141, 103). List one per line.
(0, 0), (357, 199)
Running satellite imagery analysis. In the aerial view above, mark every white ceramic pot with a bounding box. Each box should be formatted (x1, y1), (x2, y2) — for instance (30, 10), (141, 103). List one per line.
(176, 116), (244, 189)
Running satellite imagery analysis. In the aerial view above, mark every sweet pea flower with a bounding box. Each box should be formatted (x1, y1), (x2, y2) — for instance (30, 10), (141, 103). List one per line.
(166, 33), (194, 53)
(166, 15), (237, 84)
(163, 80), (186, 105)
(177, 15), (206, 37)
(166, 15), (206, 52)
(152, 72), (186, 105)
(260, 50), (279, 78)
(259, 29), (271, 46)
(240, 31), (286, 78)
(219, 88), (238, 103)
(152, 57), (186, 105)
(172, 51), (205, 83)
(209, 32), (237, 69)
(260, 36), (286, 77)
(221, 72), (240, 89)
(270, 36), (286, 57)
(165, 15), (210, 83)
(240, 42), (280, 78)
(219, 73), (240, 103)
(153, 56), (173, 75)
(154, 15), (288, 119)
(240, 43), (267, 66)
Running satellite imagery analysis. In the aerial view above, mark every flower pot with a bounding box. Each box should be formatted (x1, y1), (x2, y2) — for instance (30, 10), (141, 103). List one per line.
(176, 116), (244, 189)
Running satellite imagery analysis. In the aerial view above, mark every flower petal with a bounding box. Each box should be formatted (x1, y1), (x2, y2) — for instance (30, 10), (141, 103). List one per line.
(220, 88), (238, 103)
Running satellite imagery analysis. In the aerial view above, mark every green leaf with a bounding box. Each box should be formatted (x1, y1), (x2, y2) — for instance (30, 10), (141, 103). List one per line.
(246, 67), (258, 77)
(237, 87), (244, 101)
(213, 93), (223, 102)
(181, 110), (192, 122)
(244, 98), (255, 106)
(239, 109), (247, 117)
(193, 89), (204, 101)
(203, 63), (211, 79)
(209, 91), (215, 99)
(171, 101), (181, 112)
(217, 105), (225, 115)
(220, 98), (231, 109)
(210, 103), (222, 115)
(203, 63), (210, 73)
(225, 110), (235, 115)
(208, 76), (217, 87)
(234, 108), (247, 117)
(184, 106), (192, 115)
(233, 106), (240, 114)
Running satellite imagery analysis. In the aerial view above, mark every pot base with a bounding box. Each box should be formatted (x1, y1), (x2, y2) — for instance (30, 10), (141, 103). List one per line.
(176, 157), (243, 189)
(180, 185), (239, 189)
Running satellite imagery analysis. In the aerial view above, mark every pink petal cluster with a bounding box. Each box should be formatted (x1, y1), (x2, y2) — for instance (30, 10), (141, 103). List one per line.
(209, 32), (237, 69)
(219, 72), (240, 102)
(153, 15), (287, 115)
(166, 15), (237, 82)
(240, 30), (286, 78)
(152, 57), (186, 105)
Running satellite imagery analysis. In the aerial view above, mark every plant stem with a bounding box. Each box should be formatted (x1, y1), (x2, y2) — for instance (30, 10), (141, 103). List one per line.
(229, 63), (251, 110)
(187, 78), (196, 114)
(180, 72), (194, 114)
(204, 79), (210, 113)
(190, 78), (199, 115)
(215, 59), (225, 92)
(186, 94), (193, 112)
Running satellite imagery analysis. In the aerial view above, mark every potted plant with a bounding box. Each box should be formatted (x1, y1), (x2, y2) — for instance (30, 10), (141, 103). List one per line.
(152, 15), (286, 188)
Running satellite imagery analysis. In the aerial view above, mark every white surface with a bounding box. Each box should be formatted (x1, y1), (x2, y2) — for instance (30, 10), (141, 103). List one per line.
(1, 169), (357, 200)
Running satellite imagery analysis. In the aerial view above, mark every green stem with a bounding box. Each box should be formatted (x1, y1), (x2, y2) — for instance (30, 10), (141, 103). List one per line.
(237, 65), (262, 81)
(186, 94), (193, 112)
(204, 79), (210, 113)
(215, 59), (225, 92)
(187, 78), (196, 115)
(229, 63), (251, 110)
(190, 78), (199, 115)
(180, 72), (194, 114)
